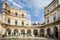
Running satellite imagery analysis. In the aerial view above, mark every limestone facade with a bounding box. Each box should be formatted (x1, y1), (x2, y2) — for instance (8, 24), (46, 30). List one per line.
(44, 0), (60, 38)
(0, 0), (60, 39)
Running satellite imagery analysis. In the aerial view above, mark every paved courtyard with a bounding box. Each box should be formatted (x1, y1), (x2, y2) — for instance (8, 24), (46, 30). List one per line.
(0, 37), (58, 40)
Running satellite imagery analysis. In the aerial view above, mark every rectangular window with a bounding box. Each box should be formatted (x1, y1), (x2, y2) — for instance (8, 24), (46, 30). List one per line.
(53, 16), (56, 21)
(47, 19), (49, 23)
(22, 21), (24, 26)
(8, 19), (10, 24)
(15, 20), (18, 26)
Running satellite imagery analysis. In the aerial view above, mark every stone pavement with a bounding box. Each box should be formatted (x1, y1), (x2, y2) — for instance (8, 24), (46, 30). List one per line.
(0, 37), (58, 40)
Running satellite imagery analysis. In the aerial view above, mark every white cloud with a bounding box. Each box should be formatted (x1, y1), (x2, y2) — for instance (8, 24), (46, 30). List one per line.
(32, 0), (52, 8)
(30, 0), (52, 17)
(7, 0), (23, 9)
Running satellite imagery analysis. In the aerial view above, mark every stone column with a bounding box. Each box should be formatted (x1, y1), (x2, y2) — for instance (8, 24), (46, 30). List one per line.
(51, 27), (53, 37)
(20, 30), (22, 37)
(25, 30), (27, 37)
(31, 29), (34, 37)
(58, 25), (60, 40)
(58, 29), (60, 40)
(19, 30), (20, 37)
(11, 30), (14, 37)
(6, 31), (9, 36)
(44, 29), (47, 37)
(38, 29), (40, 37)
(0, 24), (2, 38)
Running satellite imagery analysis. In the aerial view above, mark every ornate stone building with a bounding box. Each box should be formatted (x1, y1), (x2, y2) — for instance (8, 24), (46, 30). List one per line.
(0, 2), (41, 38)
(44, 0), (60, 38)
(0, 0), (60, 40)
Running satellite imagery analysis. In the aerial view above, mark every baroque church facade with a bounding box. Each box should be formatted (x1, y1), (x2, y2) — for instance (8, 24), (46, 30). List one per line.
(0, 0), (60, 40)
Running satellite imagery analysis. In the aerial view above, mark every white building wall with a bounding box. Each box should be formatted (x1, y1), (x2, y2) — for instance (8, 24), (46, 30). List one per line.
(56, 11), (60, 21)
(58, 0), (60, 4)
(51, 15), (54, 23)
(0, 14), (2, 21)
(49, 15), (52, 23)
(45, 18), (48, 24)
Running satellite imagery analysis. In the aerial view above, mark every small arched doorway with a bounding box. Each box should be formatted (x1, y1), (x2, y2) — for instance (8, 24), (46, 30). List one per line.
(14, 29), (18, 36)
(6, 28), (11, 36)
(27, 29), (31, 36)
(21, 29), (25, 37)
(47, 28), (51, 37)
(53, 26), (58, 38)
(40, 29), (44, 37)
(33, 29), (38, 37)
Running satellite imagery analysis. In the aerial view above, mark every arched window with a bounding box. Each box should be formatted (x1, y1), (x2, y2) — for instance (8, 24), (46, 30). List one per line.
(22, 14), (24, 18)
(47, 28), (51, 37)
(47, 10), (49, 12)
(33, 29), (38, 37)
(53, 26), (58, 38)
(8, 10), (10, 13)
(22, 21), (24, 26)
(53, 16), (56, 21)
(15, 13), (18, 16)
(40, 29), (44, 37)
(21, 29), (25, 35)
(6, 28), (11, 36)
(14, 29), (18, 36)
(27, 29), (31, 36)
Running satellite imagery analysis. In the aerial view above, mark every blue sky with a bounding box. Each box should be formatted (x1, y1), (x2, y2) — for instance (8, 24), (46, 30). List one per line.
(0, 0), (52, 23)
